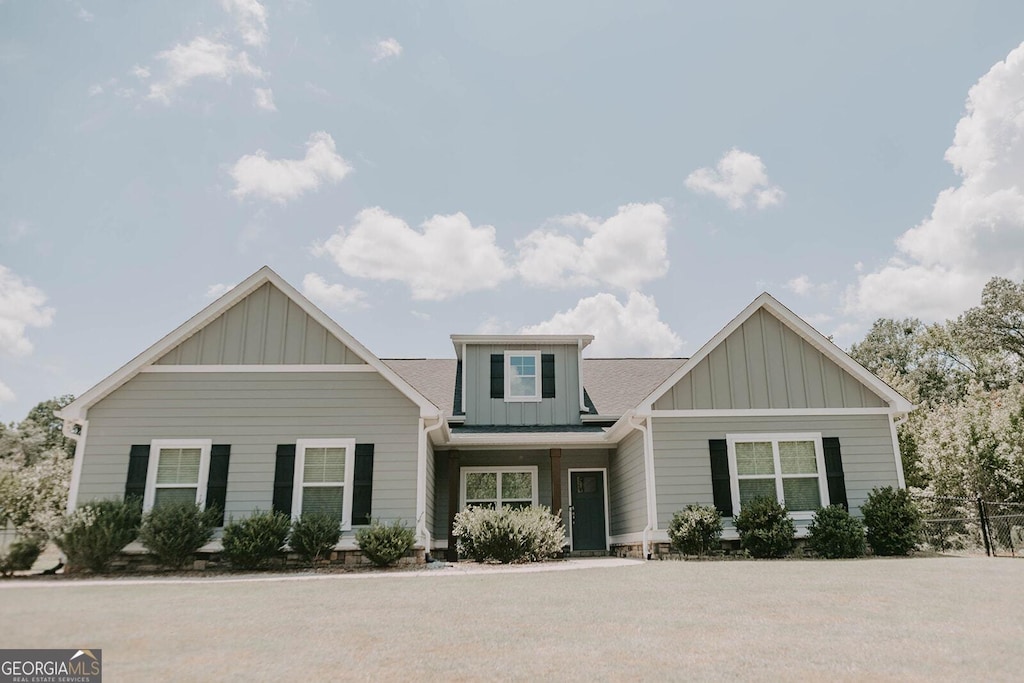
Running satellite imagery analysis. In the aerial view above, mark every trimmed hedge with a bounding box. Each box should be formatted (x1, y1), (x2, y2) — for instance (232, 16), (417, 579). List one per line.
(454, 505), (564, 564)
(668, 504), (723, 557)
(806, 505), (866, 559)
(734, 497), (795, 558)
(289, 512), (341, 566)
(139, 502), (219, 569)
(355, 519), (416, 567)
(862, 486), (922, 556)
(55, 499), (142, 573)
(221, 510), (292, 570)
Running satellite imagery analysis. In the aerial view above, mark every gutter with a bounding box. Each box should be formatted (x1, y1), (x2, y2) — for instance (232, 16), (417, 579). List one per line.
(626, 412), (658, 560)
(417, 416), (446, 561)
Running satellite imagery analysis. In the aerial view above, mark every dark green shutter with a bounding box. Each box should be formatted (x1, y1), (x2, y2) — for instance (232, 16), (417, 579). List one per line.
(541, 354), (555, 398)
(490, 354), (504, 399)
(124, 444), (150, 509)
(352, 444), (374, 525)
(709, 439), (733, 517)
(453, 359), (464, 415)
(272, 444), (296, 516)
(206, 445), (231, 526)
(822, 437), (848, 511)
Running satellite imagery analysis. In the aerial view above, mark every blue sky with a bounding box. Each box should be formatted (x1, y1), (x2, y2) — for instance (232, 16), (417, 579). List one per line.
(3, 1), (1024, 422)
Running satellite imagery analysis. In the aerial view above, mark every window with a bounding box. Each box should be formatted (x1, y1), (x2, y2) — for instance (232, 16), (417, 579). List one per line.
(504, 351), (541, 402)
(727, 433), (828, 518)
(143, 439), (212, 512)
(461, 467), (538, 510)
(292, 439), (355, 528)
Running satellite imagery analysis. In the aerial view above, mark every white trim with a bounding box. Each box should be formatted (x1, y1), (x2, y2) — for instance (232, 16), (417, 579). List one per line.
(503, 350), (542, 403)
(577, 338), (586, 413)
(645, 417), (659, 531)
(292, 438), (356, 530)
(889, 415), (907, 489)
(446, 432), (612, 447)
(637, 293), (915, 414)
(65, 418), (88, 513)
(143, 439), (213, 513)
(460, 342), (468, 415)
(140, 364), (376, 373)
(650, 407), (895, 418)
(59, 266), (442, 421)
(459, 466), (539, 509)
(451, 334), (593, 350)
(567, 468), (610, 552)
(417, 417), (445, 555)
(726, 432), (828, 520)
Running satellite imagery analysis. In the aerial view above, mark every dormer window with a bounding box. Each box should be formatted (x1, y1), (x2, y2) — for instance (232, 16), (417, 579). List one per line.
(505, 351), (541, 402)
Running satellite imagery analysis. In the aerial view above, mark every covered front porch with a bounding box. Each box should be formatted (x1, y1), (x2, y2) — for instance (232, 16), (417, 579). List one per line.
(432, 447), (612, 561)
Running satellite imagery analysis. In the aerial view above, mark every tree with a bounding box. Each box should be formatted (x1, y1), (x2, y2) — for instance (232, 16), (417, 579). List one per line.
(20, 394), (76, 459)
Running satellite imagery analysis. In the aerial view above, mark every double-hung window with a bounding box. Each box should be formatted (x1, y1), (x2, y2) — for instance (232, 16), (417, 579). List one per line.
(292, 438), (355, 528)
(504, 351), (541, 402)
(462, 467), (538, 510)
(727, 433), (828, 518)
(144, 439), (212, 512)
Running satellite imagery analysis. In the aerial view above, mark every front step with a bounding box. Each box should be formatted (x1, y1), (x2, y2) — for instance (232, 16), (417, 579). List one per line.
(567, 550), (609, 558)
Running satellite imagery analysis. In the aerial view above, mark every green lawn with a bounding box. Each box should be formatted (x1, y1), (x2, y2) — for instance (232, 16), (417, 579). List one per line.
(2, 557), (1021, 681)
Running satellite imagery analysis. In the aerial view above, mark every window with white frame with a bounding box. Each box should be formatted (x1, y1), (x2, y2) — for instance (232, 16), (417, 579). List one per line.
(727, 434), (828, 517)
(462, 467), (538, 510)
(292, 438), (355, 528)
(504, 351), (541, 402)
(144, 439), (212, 512)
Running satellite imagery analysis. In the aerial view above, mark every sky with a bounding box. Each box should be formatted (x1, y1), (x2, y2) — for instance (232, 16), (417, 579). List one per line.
(2, 1), (1024, 422)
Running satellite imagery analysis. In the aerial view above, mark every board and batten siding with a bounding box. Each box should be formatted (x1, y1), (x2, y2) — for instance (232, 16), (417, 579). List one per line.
(464, 344), (581, 426)
(653, 308), (887, 411)
(650, 414), (899, 526)
(155, 282), (366, 366)
(77, 371), (419, 528)
(608, 428), (647, 536)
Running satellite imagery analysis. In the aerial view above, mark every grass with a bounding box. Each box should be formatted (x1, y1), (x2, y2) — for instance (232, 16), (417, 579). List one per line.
(3, 557), (1022, 680)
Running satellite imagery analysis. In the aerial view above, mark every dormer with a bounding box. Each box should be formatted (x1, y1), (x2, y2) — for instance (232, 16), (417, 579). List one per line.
(450, 334), (593, 427)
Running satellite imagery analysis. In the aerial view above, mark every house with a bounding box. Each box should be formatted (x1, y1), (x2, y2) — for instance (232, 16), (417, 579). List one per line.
(57, 266), (913, 562)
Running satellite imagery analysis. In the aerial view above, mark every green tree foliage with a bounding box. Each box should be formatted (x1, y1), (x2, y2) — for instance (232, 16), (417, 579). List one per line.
(850, 276), (1024, 502)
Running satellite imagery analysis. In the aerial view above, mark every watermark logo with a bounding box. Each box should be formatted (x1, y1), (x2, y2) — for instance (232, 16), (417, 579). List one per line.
(0, 649), (101, 683)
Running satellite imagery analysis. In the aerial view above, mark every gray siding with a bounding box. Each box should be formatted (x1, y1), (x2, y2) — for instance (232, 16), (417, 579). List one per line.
(156, 283), (365, 365)
(78, 371), (419, 532)
(464, 344), (581, 425)
(650, 414), (899, 527)
(609, 429), (647, 536)
(653, 309), (887, 410)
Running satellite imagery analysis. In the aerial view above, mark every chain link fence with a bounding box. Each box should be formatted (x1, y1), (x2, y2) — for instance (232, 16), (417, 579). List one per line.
(913, 493), (1024, 557)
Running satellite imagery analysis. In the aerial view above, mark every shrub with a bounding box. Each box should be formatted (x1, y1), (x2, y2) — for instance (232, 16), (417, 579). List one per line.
(733, 496), (795, 558)
(54, 499), (142, 573)
(861, 486), (922, 556)
(355, 519), (416, 567)
(806, 505), (866, 559)
(453, 505), (564, 564)
(289, 512), (341, 566)
(220, 510), (291, 570)
(0, 535), (44, 577)
(139, 502), (219, 570)
(668, 504), (723, 557)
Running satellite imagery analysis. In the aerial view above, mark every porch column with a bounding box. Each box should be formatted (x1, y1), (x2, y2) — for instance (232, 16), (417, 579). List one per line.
(446, 450), (460, 562)
(550, 448), (563, 521)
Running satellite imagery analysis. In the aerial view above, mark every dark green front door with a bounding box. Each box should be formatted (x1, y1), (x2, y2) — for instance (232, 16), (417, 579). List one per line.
(570, 471), (607, 551)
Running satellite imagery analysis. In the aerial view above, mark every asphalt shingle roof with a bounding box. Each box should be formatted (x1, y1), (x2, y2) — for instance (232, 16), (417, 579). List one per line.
(383, 357), (687, 418)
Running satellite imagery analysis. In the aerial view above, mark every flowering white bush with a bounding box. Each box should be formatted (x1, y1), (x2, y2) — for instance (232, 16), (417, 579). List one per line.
(0, 451), (71, 538)
(668, 504), (723, 557)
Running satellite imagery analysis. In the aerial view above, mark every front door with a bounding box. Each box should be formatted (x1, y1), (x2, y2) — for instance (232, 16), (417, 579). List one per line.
(570, 471), (607, 551)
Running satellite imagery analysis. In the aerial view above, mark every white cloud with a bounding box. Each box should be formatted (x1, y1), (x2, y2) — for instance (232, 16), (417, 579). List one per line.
(253, 87), (276, 111)
(685, 149), (785, 210)
(516, 203), (670, 291)
(846, 41), (1024, 321)
(521, 292), (683, 357)
(314, 207), (513, 301)
(205, 282), (236, 299)
(222, 0), (269, 48)
(87, 83), (103, 96)
(372, 38), (403, 63)
(131, 65), (150, 80)
(0, 265), (55, 357)
(785, 275), (814, 296)
(229, 131), (351, 203)
(147, 36), (264, 104)
(301, 273), (367, 311)
(0, 379), (14, 403)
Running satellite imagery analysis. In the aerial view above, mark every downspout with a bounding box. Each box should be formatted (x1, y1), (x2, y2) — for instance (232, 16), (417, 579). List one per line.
(627, 413), (657, 560)
(417, 415), (446, 562)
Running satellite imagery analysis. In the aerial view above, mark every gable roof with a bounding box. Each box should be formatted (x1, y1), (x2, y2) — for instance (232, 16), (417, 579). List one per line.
(637, 292), (915, 414)
(59, 266), (442, 421)
(383, 359), (458, 416)
(581, 358), (687, 417)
